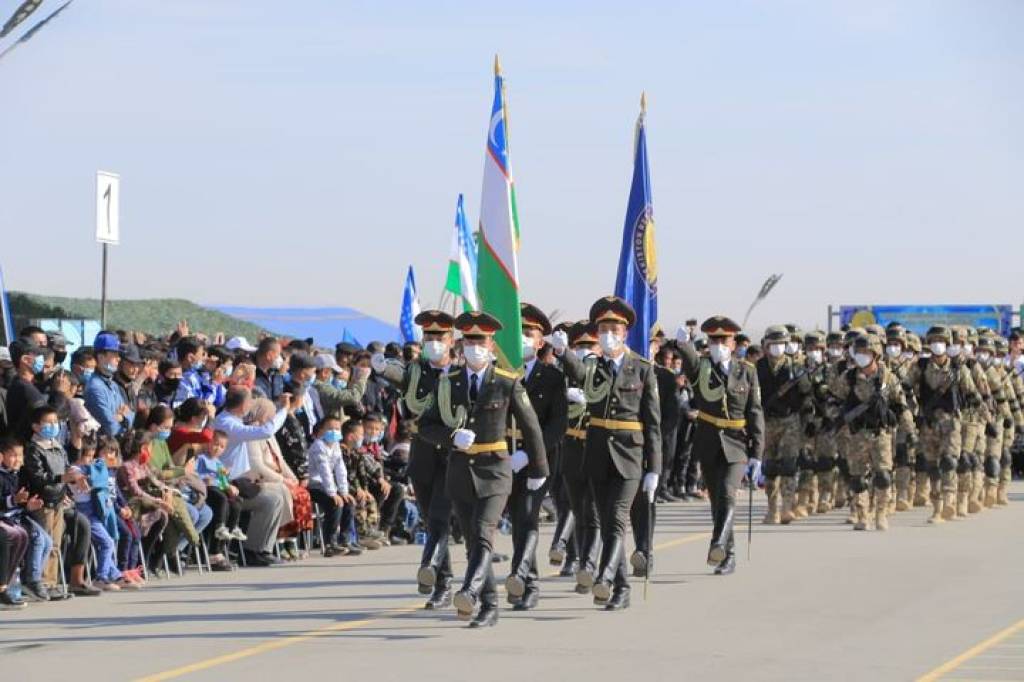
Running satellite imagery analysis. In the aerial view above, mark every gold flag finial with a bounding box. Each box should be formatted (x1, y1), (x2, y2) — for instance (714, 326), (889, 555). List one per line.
(494, 54), (502, 76)
(640, 91), (647, 114)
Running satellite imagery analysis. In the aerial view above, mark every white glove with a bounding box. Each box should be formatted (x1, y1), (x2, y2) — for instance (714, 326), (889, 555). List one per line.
(676, 325), (690, 344)
(550, 330), (569, 354)
(642, 472), (660, 503)
(452, 429), (476, 451)
(370, 353), (387, 373)
(527, 477), (547, 491)
(566, 387), (586, 404)
(509, 449), (529, 473)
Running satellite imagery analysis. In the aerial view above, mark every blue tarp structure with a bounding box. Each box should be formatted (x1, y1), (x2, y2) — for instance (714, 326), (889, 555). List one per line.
(210, 306), (401, 349)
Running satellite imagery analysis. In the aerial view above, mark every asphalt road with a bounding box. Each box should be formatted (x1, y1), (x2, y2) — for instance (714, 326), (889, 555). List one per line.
(3, 483), (1023, 682)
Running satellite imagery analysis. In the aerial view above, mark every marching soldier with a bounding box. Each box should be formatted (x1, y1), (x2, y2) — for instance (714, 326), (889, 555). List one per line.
(976, 334), (1013, 508)
(547, 321), (579, 577)
(373, 310), (459, 609)
(883, 324), (918, 512)
(906, 326), (982, 523)
(994, 336), (1021, 505)
(551, 296), (661, 610)
(795, 331), (828, 517)
(505, 303), (567, 611)
(830, 334), (914, 530)
(757, 325), (812, 524)
(811, 331), (845, 513)
(417, 311), (548, 628)
(676, 316), (764, 574)
(952, 326), (990, 518)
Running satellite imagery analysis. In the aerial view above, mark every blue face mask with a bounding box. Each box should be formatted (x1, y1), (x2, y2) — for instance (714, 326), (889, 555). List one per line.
(737, 348), (748, 359)
(81, 368), (95, 382)
(39, 423), (60, 440)
(104, 362), (118, 375)
(282, 372), (292, 384)
(370, 432), (383, 444)
(32, 355), (45, 374)
(321, 429), (341, 444)
(192, 359), (205, 371)
(156, 429), (171, 441)
(303, 377), (314, 388)
(333, 378), (348, 390)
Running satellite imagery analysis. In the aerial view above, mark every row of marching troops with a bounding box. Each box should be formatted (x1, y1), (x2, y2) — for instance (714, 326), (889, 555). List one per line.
(750, 322), (1019, 532)
(370, 300), (1018, 628)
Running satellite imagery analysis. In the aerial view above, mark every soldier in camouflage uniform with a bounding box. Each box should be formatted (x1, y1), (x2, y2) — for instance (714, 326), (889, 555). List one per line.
(830, 328), (865, 522)
(830, 334), (913, 530)
(953, 326), (991, 517)
(995, 337), (1022, 505)
(756, 325), (812, 524)
(883, 324), (918, 512)
(975, 334), (1015, 509)
(812, 331), (846, 513)
(795, 331), (830, 517)
(906, 325), (982, 523)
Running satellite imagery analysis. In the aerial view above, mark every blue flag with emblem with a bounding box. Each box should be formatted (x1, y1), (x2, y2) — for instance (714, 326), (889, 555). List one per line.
(614, 93), (658, 356)
(399, 265), (422, 343)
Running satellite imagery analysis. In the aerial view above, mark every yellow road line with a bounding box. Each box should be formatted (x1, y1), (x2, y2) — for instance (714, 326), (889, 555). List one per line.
(916, 618), (1024, 682)
(135, 530), (712, 681)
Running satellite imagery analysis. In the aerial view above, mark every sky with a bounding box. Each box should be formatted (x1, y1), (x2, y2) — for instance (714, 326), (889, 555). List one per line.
(1, 0), (1022, 337)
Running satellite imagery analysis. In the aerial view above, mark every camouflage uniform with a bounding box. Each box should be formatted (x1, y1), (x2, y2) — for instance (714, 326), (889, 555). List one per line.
(795, 331), (833, 516)
(955, 327), (991, 518)
(992, 337), (1021, 506)
(883, 325), (918, 512)
(830, 335), (913, 530)
(906, 326), (982, 523)
(756, 325), (813, 524)
(829, 328), (867, 521)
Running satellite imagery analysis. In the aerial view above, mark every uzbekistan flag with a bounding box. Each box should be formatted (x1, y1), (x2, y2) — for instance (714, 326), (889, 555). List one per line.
(476, 55), (523, 369)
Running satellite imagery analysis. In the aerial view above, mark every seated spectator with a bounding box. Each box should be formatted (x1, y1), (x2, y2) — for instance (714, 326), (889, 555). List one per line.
(306, 416), (354, 557)
(246, 398), (312, 560)
(97, 436), (146, 583)
(154, 360), (182, 406)
(84, 332), (134, 437)
(360, 413), (407, 546)
(194, 430), (241, 571)
(0, 435), (52, 603)
(5, 338), (46, 439)
(212, 387), (287, 567)
(339, 419), (382, 551)
(67, 438), (139, 591)
(21, 405), (100, 597)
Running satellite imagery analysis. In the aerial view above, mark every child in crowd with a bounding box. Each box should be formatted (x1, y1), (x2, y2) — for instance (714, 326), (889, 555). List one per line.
(68, 438), (140, 590)
(306, 416), (354, 557)
(0, 436), (53, 604)
(195, 430), (243, 570)
(97, 436), (146, 582)
(116, 430), (174, 576)
(0, 436), (35, 608)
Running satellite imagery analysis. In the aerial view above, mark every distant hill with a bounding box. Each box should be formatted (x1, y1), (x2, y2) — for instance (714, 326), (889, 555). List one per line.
(8, 292), (267, 339)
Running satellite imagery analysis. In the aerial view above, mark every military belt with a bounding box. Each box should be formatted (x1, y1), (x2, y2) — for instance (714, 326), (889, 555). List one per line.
(565, 427), (587, 440)
(462, 441), (508, 455)
(589, 418), (643, 432)
(696, 411), (747, 430)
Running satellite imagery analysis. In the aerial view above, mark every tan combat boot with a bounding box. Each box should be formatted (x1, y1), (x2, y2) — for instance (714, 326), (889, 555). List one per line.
(793, 490), (808, 519)
(763, 479), (780, 524)
(852, 493), (868, 531)
(967, 494), (982, 514)
(913, 476), (930, 507)
(996, 482), (1010, 506)
(816, 488), (832, 514)
(780, 494), (795, 525)
(941, 490), (957, 520)
(956, 490), (969, 518)
(875, 490), (890, 531)
(984, 483), (998, 508)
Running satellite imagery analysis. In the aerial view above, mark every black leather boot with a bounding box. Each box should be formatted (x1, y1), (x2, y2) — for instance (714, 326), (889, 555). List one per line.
(548, 510), (575, 565)
(560, 558), (578, 578)
(416, 531), (448, 593)
(708, 497), (735, 566)
(591, 537), (623, 603)
(575, 527), (601, 590)
(513, 582), (539, 611)
(630, 550), (653, 578)
(605, 585), (631, 611)
(424, 580), (452, 610)
(506, 530), (538, 600)
(714, 553), (736, 576)
(453, 547), (492, 620)
(469, 602), (499, 628)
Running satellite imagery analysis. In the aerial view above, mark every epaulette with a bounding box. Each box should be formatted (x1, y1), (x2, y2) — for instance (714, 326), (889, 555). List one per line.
(493, 367), (520, 380)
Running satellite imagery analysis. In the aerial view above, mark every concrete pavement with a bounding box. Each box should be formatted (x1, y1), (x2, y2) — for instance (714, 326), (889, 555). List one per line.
(2, 483), (1023, 682)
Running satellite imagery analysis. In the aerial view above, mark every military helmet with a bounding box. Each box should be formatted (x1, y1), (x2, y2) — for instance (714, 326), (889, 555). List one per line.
(825, 331), (844, 346)
(853, 335), (883, 356)
(925, 325), (952, 343)
(865, 324), (886, 339)
(976, 335), (995, 351)
(906, 333), (922, 353)
(950, 326), (969, 343)
(763, 325), (790, 343)
(784, 323), (801, 337)
(803, 330), (826, 348)
(994, 337), (1009, 354)
(966, 327), (980, 344)
(885, 324), (907, 343)
(843, 327), (865, 345)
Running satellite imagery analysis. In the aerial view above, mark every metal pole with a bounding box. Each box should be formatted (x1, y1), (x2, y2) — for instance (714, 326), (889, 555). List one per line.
(100, 242), (108, 328)
(827, 304), (834, 334)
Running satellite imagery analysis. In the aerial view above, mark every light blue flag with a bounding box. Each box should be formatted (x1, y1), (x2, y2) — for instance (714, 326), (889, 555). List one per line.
(399, 265), (422, 343)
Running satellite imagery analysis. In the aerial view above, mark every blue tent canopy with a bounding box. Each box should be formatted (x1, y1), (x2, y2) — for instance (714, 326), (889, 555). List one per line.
(210, 305), (401, 349)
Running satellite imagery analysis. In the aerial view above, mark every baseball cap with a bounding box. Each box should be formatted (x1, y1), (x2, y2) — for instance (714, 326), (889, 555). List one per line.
(314, 353), (343, 373)
(93, 332), (121, 353)
(225, 336), (257, 352)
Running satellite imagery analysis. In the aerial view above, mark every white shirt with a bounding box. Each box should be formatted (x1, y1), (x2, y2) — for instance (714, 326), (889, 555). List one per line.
(466, 366), (487, 394)
(719, 360), (731, 377)
(523, 358), (538, 381)
(606, 352), (626, 374)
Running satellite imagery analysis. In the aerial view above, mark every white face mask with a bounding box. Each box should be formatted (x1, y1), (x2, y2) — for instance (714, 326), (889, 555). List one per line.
(947, 344), (962, 358)
(599, 331), (623, 356)
(930, 342), (947, 356)
(522, 335), (537, 361)
(784, 342), (799, 356)
(885, 345), (902, 358)
(271, 355), (284, 370)
(709, 343), (732, 364)
(827, 347), (843, 359)
(854, 353), (873, 368)
(573, 347), (594, 361)
(964, 344), (974, 356)
(463, 343), (491, 370)
(767, 344), (785, 358)
(806, 349), (823, 364)
(423, 340), (448, 363)
(977, 352), (991, 364)
(902, 351), (915, 361)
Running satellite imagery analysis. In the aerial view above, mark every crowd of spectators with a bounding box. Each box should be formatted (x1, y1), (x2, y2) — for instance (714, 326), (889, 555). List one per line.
(0, 323), (421, 609)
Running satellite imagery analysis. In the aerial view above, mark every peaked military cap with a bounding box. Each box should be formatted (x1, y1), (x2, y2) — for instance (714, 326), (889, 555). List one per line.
(552, 320), (574, 336)
(589, 295), (636, 328)
(455, 311), (503, 337)
(520, 302), (553, 335)
(569, 319), (598, 345)
(414, 310), (455, 334)
(701, 315), (741, 338)
(763, 325), (790, 343)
